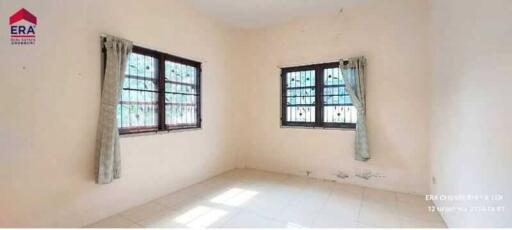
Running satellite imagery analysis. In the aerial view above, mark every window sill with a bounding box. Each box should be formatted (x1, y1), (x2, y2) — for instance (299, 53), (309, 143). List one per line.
(280, 125), (356, 131)
(120, 127), (202, 138)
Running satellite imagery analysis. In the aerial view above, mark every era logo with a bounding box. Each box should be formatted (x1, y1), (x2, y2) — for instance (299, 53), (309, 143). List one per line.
(9, 8), (37, 45)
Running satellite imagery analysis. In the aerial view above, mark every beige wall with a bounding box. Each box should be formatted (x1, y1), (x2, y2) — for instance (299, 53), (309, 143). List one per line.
(232, 0), (432, 195)
(2, 0), (510, 227)
(429, 0), (512, 227)
(0, 0), (238, 227)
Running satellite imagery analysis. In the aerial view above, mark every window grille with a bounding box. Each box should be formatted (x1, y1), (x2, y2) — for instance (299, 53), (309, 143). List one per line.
(281, 62), (356, 129)
(104, 45), (201, 135)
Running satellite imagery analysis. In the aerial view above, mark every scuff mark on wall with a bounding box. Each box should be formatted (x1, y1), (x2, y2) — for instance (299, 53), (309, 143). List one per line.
(355, 169), (385, 180)
(335, 171), (349, 179)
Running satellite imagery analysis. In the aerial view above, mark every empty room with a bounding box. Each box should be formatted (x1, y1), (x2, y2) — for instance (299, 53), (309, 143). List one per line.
(0, 0), (510, 228)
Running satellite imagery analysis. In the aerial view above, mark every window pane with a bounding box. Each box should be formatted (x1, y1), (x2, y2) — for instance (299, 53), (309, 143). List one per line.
(125, 53), (157, 78)
(123, 78), (157, 91)
(117, 52), (158, 132)
(281, 63), (358, 128)
(164, 60), (199, 128)
(286, 88), (315, 98)
(165, 61), (196, 84)
(165, 93), (196, 104)
(165, 82), (197, 94)
(128, 104), (158, 127)
(284, 70), (316, 123)
(323, 86), (348, 96)
(286, 70), (315, 87)
(286, 106), (315, 122)
(323, 67), (344, 86)
(323, 86), (352, 105)
(324, 106), (357, 123)
(323, 67), (356, 124)
(165, 105), (197, 126)
(287, 96), (315, 106)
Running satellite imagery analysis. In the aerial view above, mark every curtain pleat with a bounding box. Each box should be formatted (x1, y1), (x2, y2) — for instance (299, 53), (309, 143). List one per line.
(340, 57), (370, 161)
(96, 35), (132, 184)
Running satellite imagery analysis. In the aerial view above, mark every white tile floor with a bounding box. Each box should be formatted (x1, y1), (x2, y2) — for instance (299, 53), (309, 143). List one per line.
(88, 169), (446, 228)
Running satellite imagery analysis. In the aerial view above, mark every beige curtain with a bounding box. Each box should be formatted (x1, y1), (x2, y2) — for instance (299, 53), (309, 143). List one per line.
(340, 57), (369, 161)
(96, 35), (132, 184)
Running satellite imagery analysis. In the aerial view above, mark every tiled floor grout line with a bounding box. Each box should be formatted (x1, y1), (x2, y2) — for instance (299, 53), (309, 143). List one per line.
(122, 215), (144, 227)
(89, 169), (446, 228)
(355, 187), (365, 226)
(393, 191), (403, 227)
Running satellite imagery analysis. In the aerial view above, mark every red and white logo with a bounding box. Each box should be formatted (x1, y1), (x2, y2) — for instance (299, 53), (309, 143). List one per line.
(9, 8), (37, 45)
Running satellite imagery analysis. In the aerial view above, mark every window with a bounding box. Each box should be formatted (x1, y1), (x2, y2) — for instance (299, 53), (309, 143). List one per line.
(281, 62), (356, 129)
(164, 60), (200, 129)
(112, 46), (201, 134)
(118, 52), (159, 133)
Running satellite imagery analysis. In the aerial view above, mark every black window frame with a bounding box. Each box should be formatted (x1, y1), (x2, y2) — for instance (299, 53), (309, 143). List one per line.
(103, 44), (202, 135)
(280, 62), (356, 129)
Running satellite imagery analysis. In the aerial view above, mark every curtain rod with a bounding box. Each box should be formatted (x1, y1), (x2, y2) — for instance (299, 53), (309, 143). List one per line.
(100, 33), (207, 63)
(277, 59), (348, 69)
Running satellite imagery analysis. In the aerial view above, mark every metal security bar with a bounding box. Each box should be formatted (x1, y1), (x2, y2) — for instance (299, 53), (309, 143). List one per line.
(284, 70), (316, 123)
(118, 52), (159, 134)
(164, 60), (200, 129)
(281, 62), (356, 129)
(323, 67), (357, 125)
(104, 42), (202, 135)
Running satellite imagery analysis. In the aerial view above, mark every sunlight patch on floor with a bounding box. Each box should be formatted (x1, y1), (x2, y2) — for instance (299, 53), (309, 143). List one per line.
(210, 187), (258, 207)
(174, 206), (227, 228)
(287, 222), (306, 228)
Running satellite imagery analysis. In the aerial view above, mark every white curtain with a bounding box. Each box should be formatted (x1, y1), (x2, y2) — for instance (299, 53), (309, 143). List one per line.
(96, 35), (132, 184)
(340, 57), (370, 161)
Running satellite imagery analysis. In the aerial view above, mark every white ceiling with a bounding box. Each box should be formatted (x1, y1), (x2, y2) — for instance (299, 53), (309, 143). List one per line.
(187, 0), (369, 28)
